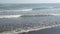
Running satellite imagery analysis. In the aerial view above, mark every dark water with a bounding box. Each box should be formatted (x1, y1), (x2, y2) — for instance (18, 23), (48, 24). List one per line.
(0, 3), (60, 34)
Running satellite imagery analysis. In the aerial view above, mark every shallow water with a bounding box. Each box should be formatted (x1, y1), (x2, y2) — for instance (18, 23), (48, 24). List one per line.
(0, 3), (60, 34)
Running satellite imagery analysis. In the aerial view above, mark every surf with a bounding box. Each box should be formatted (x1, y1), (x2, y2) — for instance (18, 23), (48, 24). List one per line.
(12, 24), (60, 34)
(21, 13), (60, 17)
(0, 8), (32, 12)
(0, 24), (60, 34)
(0, 15), (21, 18)
(0, 13), (60, 18)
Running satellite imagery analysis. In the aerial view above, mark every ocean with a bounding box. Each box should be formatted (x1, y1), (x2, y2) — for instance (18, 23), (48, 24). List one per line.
(0, 3), (60, 34)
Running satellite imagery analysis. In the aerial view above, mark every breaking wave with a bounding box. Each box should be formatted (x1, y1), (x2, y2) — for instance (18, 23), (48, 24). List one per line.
(0, 15), (21, 18)
(0, 13), (60, 18)
(0, 24), (60, 34)
(0, 7), (59, 12)
(0, 7), (57, 12)
(1, 8), (32, 12)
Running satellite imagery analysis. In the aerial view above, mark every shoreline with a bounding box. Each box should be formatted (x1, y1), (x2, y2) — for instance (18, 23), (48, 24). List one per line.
(19, 27), (60, 34)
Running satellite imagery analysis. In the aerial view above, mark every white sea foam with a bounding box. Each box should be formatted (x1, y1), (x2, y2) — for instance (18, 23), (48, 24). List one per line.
(0, 15), (22, 18)
(0, 24), (60, 34)
(13, 24), (60, 34)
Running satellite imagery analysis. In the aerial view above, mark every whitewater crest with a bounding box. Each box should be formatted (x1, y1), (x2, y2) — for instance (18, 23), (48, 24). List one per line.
(0, 15), (22, 18)
(0, 13), (60, 18)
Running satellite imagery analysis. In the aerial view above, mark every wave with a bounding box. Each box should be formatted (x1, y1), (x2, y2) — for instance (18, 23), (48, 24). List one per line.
(0, 24), (60, 34)
(20, 13), (60, 17)
(14, 24), (60, 34)
(0, 15), (21, 18)
(0, 7), (56, 12)
(1, 8), (32, 12)
(0, 13), (60, 18)
(0, 7), (59, 12)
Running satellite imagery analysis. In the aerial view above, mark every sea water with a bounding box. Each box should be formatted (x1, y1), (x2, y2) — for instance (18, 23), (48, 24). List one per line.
(0, 3), (60, 34)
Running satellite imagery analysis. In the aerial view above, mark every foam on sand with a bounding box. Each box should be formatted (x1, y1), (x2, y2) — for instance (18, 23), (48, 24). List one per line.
(13, 24), (60, 34)
(0, 24), (60, 34)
